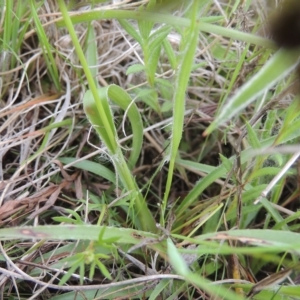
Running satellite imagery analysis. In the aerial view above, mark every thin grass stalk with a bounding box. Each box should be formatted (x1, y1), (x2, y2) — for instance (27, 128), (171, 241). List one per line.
(56, 10), (274, 49)
(57, 0), (117, 152)
(161, 1), (200, 225)
(30, 0), (60, 90)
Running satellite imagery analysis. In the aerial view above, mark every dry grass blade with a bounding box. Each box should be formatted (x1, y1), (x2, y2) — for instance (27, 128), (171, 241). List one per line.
(247, 268), (292, 297)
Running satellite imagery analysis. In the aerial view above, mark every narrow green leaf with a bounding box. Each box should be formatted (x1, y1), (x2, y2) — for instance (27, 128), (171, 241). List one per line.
(118, 19), (142, 44)
(57, 10), (275, 48)
(84, 85), (143, 168)
(262, 110), (277, 140)
(163, 38), (177, 69)
(3, 0), (13, 51)
(219, 153), (233, 172)
(249, 167), (289, 180)
(167, 238), (245, 300)
(148, 25), (172, 53)
(79, 261), (85, 284)
(138, 13), (154, 40)
(89, 261), (96, 280)
(58, 0), (118, 153)
(167, 238), (189, 276)
(162, 2), (200, 221)
(0, 225), (163, 249)
(59, 257), (83, 285)
(245, 120), (261, 149)
(83, 88), (117, 153)
(147, 43), (161, 84)
(84, 82), (155, 231)
(107, 84), (143, 168)
(136, 88), (159, 111)
(126, 63), (146, 75)
(85, 25), (98, 79)
(177, 136), (278, 215)
(205, 49), (300, 135)
(194, 229), (300, 247)
(276, 119), (300, 145)
(96, 259), (112, 280)
(149, 279), (170, 300)
(30, 0), (60, 90)
(58, 157), (116, 184)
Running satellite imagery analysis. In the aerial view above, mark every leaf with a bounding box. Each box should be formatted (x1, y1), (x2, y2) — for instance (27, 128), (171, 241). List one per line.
(126, 63), (146, 75)
(95, 259), (112, 280)
(219, 153), (233, 172)
(83, 87), (117, 153)
(58, 158), (116, 184)
(106, 84), (144, 168)
(118, 19), (142, 44)
(167, 238), (189, 276)
(147, 42), (161, 85)
(148, 25), (172, 54)
(195, 229), (300, 248)
(136, 88), (159, 111)
(205, 48), (300, 135)
(83, 85), (143, 168)
(247, 268), (292, 297)
(85, 25), (98, 79)
(149, 279), (170, 300)
(138, 18), (154, 40)
(245, 120), (261, 149)
(59, 255), (84, 285)
(163, 38), (177, 69)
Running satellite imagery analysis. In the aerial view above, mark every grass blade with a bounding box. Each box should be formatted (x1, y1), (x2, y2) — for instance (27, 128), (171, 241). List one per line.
(205, 49), (300, 135)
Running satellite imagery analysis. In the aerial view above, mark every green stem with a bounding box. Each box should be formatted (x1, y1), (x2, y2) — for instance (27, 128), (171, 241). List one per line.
(57, 0), (117, 151)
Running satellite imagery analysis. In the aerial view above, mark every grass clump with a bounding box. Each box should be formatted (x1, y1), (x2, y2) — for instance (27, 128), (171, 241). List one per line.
(1, 0), (300, 299)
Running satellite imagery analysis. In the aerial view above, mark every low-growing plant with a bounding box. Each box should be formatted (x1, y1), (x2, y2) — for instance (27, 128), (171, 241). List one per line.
(1, 0), (300, 299)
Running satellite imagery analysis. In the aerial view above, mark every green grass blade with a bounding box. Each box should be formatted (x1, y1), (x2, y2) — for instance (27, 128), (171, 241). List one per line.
(85, 22), (98, 80)
(83, 88), (117, 152)
(167, 239), (245, 300)
(57, 0), (118, 153)
(162, 1), (200, 224)
(58, 157), (116, 184)
(30, 0), (60, 91)
(118, 19), (143, 44)
(106, 85), (143, 169)
(205, 49), (300, 135)
(3, 0), (13, 51)
(57, 10), (274, 48)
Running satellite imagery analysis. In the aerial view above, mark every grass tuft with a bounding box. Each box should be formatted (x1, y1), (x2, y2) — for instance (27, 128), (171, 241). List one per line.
(1, 0), (300, 299)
